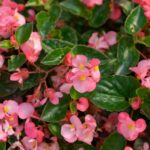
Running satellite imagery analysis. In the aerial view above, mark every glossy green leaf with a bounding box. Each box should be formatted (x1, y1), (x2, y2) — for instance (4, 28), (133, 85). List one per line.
(41, 96), (70, 122)
(60, 0), (90, 19)
(48, 123), (61, 136)
(8, 53), (26, 71)
(41, 47), (70, 65)
(0, 72), (18, 98)
(0, 142), (6, 150)
(89, 0), (110, 27)
(116, 36), (139, 75)
(42, 39), (74, 53)
(137, 88), (150, 119)
(0, 40), (13, 49)
(125, 6), (147, 34)
(36, 5), (61, 37)
(15, 23), (33, 44)
(89, 76), (140, 112)
(101, 132), (126, 150)
(137, 36), (150, 47)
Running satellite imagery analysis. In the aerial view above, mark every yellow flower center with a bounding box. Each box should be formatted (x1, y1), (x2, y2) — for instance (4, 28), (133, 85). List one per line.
(127, 124), (135, 130)
(70, 124), (75, 129)
(32, 141), (37, 148)
(94, 66), (99, 71)
(9, 126), (13, 129)
(79, 64), (85, 69)
(9, 116), (14, 121)
(4, 106), (9, 113)
(79, 75), (86, 81)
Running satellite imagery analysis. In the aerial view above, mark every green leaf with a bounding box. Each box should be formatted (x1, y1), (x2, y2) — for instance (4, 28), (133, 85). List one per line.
(137, 36), (150, 47)
(89, 0), (110, 28)
(116, 36), (139, 75)
(101, 132), (126, 150)
(26, 0), (43, 7)
(42, 39), (74, 53)
(20, 74), (42, 91)
(0, 72), (18, 98)
(90, 76), (140, 112)
(136, 88), (150, 119)
(15, 23), (33, 44)
(36, 5), (61, 37)
(48, 123), (61, 136)
(59, 26), (78, 44)
(41, 47), (70, 66)
(125, 6), (147, 34)
(0, 40), (13, 49)
(8, 53), (26, 71)
(0, 142), (6, 150)
(41, 96), (70, 122)
(60, 0), (90, 19)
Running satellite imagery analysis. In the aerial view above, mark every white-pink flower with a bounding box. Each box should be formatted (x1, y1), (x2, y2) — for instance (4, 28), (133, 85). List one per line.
(81, 0), (103, 8)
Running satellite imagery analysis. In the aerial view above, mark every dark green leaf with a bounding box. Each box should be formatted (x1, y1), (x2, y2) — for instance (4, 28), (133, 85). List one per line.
(60, 0), (90, 19)
(15, 23), (33, 44)
(125, 6), (147, 34)
(0, 142), (6, 150)
(0, 72), (18, 98)
(8, 53), (26, 71)
(116, 36), (139, 75)
(101, 132), (126, 150)
(48, 123), (61, 136)
(41, 47), (70, 65)
(137, 36), (150, 47)
(41, 96), (70, 122)
(89, 0), (110, 27)
(90, 76), (140, 112)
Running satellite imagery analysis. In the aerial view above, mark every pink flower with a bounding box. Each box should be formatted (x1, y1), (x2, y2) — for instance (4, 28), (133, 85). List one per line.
(88, 58), (101, 82)
(130, 59), (150, 88)
(81, 0), (103, 8)
(10, 68), (29, 84)
(0, 54), (4, 68)
(18, 103), (34, 119)
(26, 9), (36, 22)
(71, 70), (96, 93)
(131, 97), (141, 110)
(61, 115), (96, 144)
(110, 3), (121, 21)
(88, 31), (117, 52)
(64, 53), (72, 66)
(143, 142), (149, 150)
(0, 125), (7, 142)
(3, 120), (14, 136)
(0, 6), (25, 38)
(77, 97), (89, 112)
(22, 136), (37, 150)
(44, 88), (63, 105)
(124, 146), (133, 150)
(20, 32), (42, 63)
(117, 112), (146, 141)
(59, 83), (73, 94)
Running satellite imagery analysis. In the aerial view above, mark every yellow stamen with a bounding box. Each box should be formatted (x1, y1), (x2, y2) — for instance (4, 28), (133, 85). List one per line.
(4, 106), (9, 113)
(127, 124), (135, 130)
(9, 126), (13, 129)
(9, 116), (14, 121)
(79, 75), (86, 81)
(94, 66), (99, 71)
(32, 141), (37, 148)
(70, 124), (75, 129)
(79, 64), (85, 69)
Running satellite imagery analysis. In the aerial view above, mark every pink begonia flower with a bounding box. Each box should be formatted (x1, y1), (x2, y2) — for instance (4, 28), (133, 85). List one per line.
(61, 115), (96, 144)
(143, 142), (150, 150)
(7, 141), (25, 150)
(18, 103), (35, 119)
(117, 112), (146, 141)
(3, 120), (14, 136)
(0, 55), (4, 68)
(124, 146), (133, 150)
(129, 59), (150, 88)
(103, 112), (118, 133)
(0, 6), (25, 38)
(59, 83), (73, 94)
(20, 32), (42, 63)
(26, 9), (36, 22)
(77, 97), (89, 112)
(64, 53), (72, 67)
(88, 58), (101, 82)
(2, 0), (25, 11)
(5, 114), (18, 127)
(44, 88), (63, 105)
(71, 70), (96, 93)
(131, 97), (141, 110)
(110, 3), (121, 21)
(88, 31), (117, 52)
(81, 0), (103, 8)
(10, 68), (29, 84)
(0, 125), (7, 142)
(22, 136), (38, 150)
(72, 54), (88, 72)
